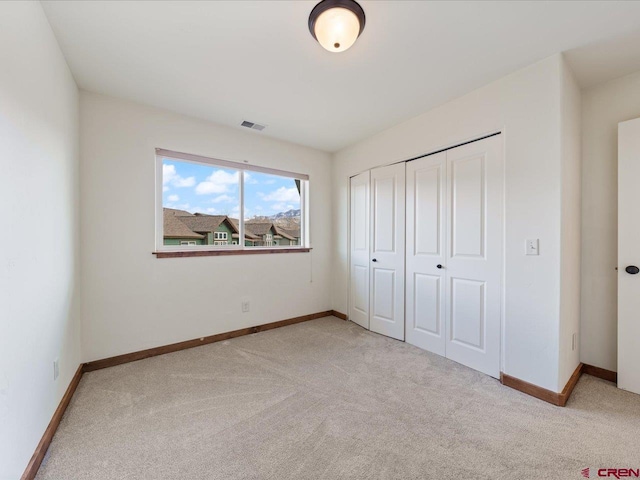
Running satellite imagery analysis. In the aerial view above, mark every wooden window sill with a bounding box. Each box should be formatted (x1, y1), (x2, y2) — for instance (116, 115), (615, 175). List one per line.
(153, 248), (311, 258)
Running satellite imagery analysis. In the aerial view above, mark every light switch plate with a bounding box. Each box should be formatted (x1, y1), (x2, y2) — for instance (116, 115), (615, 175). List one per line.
(526, 239), (539, 255)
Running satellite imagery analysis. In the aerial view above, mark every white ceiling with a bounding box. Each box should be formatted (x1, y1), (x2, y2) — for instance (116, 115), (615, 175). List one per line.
(565, 29), (640, 89)
(41, 1), (640, 152)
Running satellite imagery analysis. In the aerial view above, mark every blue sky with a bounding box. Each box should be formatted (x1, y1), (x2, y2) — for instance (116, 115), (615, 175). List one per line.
(162, 158), (300, 219)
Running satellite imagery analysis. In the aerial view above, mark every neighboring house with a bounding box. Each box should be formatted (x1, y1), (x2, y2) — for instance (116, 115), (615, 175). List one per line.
(279, 227), (301, 246)
(244, 221), (297, 246)
(163, 208), (259, 246)
(163, 208), (205, 245)
(163, 209), (299, 247)
(227, 218), (261, 246)
(179, 213), (239, 245)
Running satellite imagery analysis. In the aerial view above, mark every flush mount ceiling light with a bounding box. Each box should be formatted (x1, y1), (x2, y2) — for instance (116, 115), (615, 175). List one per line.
(308, 0), (366, 53)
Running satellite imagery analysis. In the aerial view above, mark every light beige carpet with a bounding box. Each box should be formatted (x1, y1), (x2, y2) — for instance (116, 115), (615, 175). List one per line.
(36, 316), (640, 480)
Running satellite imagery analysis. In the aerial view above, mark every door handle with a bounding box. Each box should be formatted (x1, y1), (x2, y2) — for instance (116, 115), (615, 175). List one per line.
(626, 265), (640, 275)
(437, 264), (443, 269)
(372, 258), (378, 262)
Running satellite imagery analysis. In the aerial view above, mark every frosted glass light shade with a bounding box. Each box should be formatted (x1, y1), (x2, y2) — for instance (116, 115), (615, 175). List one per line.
(309, 0), (366, 53)
(314, 7), (360, 53)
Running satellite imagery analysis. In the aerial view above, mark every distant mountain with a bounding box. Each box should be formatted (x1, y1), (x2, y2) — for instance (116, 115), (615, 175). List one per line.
(246, 209), (301, 230)
(271, 209), (300, 219)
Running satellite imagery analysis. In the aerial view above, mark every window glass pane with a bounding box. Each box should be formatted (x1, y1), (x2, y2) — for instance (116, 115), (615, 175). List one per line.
(162, 158), (240, 247)
(243, 171), (302, 247)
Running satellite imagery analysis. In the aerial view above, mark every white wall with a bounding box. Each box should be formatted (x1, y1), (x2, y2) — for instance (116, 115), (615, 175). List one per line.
(80, 92), (332, 361)
(0, 2), (81, 479)
(581, 70), (640, 372)
(332, 54), (576, 392)
(558, 60), (582, 389)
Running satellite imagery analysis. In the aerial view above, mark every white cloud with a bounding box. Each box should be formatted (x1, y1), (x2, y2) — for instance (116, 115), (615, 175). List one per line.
(244, 172), (258, 184)
(271, 203), (295, 212)
(211, 194), (235, 204)
(196, 170), (239, 195)
(205, 207), (219, 214)
(163, 164), (195, 188)
(261, 186), (300, 203)
(167, 194), (180, 202)
(175, 177), (195, 187)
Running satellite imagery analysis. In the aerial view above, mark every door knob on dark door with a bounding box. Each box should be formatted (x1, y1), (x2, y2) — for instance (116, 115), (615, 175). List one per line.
(437, 264), (443, 269)
(626, 265), (640, 274)
(372, 258), (378, 262)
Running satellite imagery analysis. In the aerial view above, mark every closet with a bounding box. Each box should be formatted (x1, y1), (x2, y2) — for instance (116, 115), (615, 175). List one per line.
(349, 134), (503, 378)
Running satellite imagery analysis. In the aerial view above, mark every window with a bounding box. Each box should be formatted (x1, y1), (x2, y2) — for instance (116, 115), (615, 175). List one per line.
(243, 171), (301, 249)
(156, 148), (309, 255)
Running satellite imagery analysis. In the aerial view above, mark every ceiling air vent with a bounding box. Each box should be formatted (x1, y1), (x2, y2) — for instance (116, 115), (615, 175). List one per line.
(241, 120), (266, 131)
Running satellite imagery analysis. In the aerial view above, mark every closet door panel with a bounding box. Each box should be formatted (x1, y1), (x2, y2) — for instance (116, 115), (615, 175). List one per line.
(372, 176), (396, 253)
(414, 167), (441, 255)
(405, 153), (447, 355)
(451, 155), (485, 258)
(445, 135), (503, 378)
(370, 163), (405, 340)
(450, 278), (485, 349)
(413, 273), (442, 335)
(349, 171), (370, 329)
(372, 268), (396, 321)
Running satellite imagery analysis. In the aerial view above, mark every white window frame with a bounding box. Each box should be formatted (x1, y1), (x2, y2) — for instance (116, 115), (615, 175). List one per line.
(156, 148), (309, 252)
(180, 241), (197, 246)
(214, 232), (228, 240)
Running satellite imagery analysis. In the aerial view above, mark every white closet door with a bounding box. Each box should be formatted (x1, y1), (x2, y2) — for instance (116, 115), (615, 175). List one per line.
(618, 118), (640, 396)
(370, 163), (405, 340)
(444, 135), (503, 378)
(406, 152), (447, 355)
(349, 171), (370, 329)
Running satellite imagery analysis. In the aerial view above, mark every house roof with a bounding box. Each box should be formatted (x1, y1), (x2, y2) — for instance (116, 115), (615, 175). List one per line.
(228, 218), (260, 240)
(164, 209), (289, 241)
(163, 209), (204, 239)
(179, 214), (234, 234)
(274, 226), (296, 241)
(164, 207), (194, 217)
(243, 221), (296, 241)
(243, 221), (274, 236)
(280, 228), (301, 239)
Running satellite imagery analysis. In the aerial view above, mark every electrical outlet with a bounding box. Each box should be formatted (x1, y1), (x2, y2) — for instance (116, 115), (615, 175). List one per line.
(241, 300), (250, 313)
(526, 239), (539, 255)
(53, 359), (59, 381)
(572, 333), (577, 351)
